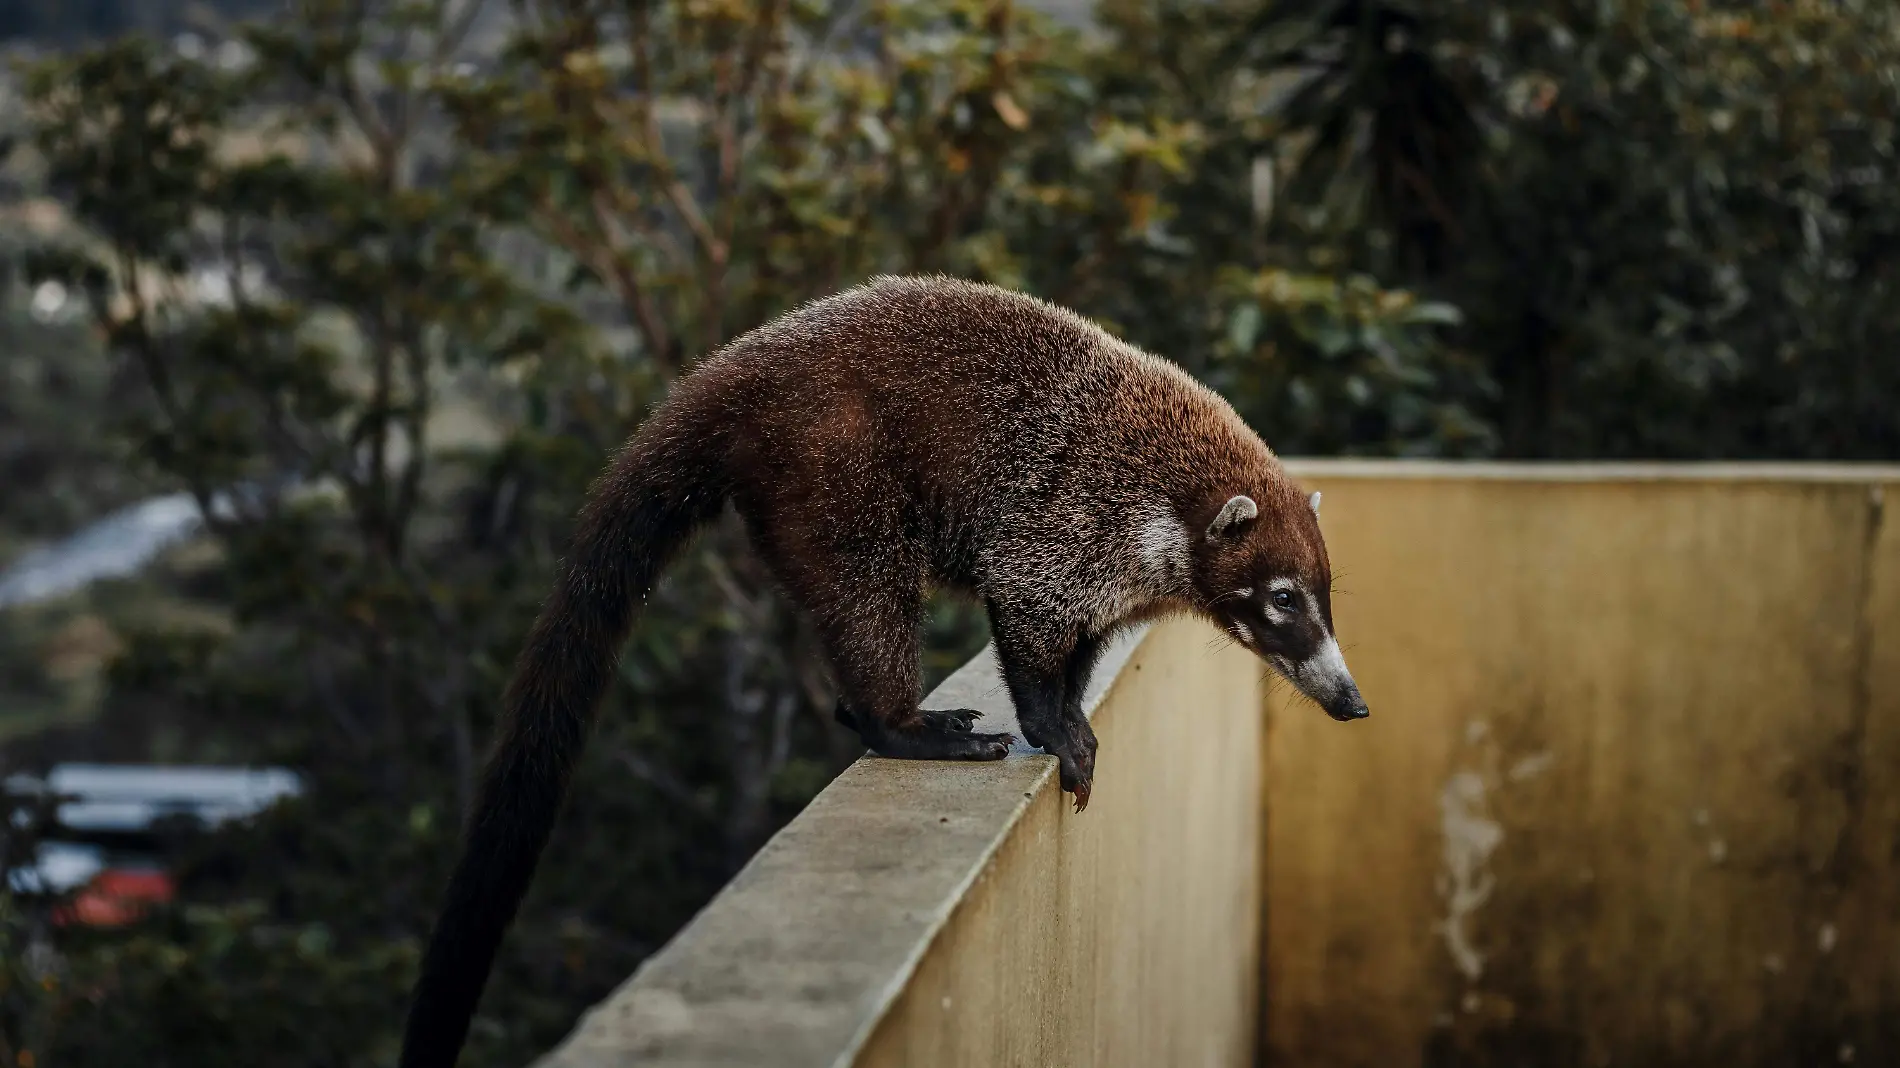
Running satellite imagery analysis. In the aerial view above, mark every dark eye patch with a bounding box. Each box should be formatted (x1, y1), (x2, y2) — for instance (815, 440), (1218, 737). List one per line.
(1270, 589), (1296, 610)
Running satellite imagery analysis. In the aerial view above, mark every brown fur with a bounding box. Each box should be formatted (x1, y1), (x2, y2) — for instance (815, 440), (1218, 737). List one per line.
(399, 275), (1363, 1068)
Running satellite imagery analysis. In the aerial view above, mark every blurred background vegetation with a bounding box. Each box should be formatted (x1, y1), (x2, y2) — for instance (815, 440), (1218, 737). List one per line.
(0, 0), (1896, 1064)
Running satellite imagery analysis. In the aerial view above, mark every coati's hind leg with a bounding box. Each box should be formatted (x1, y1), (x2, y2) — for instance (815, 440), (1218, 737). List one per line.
(761, 536), (1011, 761)
(735, 417), (1010, 762)
(987, 600), (1095, 811)
(817, 581), (1015, 761)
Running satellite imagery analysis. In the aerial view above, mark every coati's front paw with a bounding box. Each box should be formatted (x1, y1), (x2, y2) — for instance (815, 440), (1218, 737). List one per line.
(1020, 719), (1096, 812)
(1065, 713), (1098, 760)
(868, 710), (1014, 762)
(1052, 742), (1096, 813)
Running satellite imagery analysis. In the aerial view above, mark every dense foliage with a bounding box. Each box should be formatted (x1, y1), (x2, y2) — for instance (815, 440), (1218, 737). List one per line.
(0, 0), (279, 48)
(1, 0), (1896, 1065)
(1260, 0), (1900, 457)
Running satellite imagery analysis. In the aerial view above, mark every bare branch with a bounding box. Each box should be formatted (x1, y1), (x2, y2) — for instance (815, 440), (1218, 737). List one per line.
(531, 197), (679, 371)
(102, 247), (236, 541)
(333, 0), (400, 176)
(615, 749), (718, 819)
(392, 322), (433, 548)
(430, 0), (490, 65)
(628, 3), (725, 265)
(765, 691), (796, 782)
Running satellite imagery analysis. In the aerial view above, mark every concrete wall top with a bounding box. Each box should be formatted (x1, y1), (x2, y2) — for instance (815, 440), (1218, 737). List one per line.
(530, 628), (1152, 1068)
(1281, 458), (1900, 483)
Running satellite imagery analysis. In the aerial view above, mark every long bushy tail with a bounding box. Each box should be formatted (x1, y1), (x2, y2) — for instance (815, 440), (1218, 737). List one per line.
(399, 406), (730, 1068)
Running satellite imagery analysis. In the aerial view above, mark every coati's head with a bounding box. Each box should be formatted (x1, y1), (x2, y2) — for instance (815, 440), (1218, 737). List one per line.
(1191, 485), (1369, 723)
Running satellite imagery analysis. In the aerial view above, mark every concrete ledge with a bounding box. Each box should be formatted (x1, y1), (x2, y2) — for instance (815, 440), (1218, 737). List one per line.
(1281, 458), (1900, 483)
(535, 616), (1262, 1068)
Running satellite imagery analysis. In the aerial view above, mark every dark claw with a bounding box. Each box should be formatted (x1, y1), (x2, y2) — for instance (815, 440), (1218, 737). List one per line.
(958, 732), (1014, 761)
(921, 708), (982, 733)
(953, 730), (1014, 761)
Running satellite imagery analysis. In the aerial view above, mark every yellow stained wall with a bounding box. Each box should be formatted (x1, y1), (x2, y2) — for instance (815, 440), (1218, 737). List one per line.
(1264, 468), (1900, 1067)
(858, 618), (1265, 1068)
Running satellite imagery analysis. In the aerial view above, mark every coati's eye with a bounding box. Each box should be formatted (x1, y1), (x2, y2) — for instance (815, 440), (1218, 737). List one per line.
(1270, 589), (1296, 610)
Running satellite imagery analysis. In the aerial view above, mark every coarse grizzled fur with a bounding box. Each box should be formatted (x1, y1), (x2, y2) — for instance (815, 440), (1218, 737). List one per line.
(399, 274), (1368, 1068)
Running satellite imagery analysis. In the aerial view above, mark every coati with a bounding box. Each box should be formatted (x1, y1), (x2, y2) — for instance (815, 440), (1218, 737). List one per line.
(399, 275), (1368, 1068)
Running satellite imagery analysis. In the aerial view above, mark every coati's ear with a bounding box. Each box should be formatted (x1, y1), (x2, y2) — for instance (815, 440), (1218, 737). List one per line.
(1207, 495), (1258, 540)
(1309, 491), (1322, 516)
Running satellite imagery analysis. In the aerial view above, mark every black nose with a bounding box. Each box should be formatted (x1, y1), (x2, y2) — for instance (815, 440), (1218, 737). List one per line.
(1328, 703), (1370, 723)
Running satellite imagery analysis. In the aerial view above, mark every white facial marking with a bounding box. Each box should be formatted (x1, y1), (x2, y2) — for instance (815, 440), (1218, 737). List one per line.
(1230, 621), (1254, 646)
(1262, 577), (1300, 624)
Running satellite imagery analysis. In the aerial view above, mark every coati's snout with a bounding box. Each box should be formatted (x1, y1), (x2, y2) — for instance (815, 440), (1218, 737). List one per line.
(1199, 490), (1370, 723)
(1308, 660), (1370, 722)
(1222, 593), (1369, 722)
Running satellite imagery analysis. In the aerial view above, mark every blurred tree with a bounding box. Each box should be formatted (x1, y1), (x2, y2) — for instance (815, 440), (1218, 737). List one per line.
(0, 782), (62, 1068)
(1252, 0), (1900, 457)
(7, 8), (639, 1064)
(0, 0), (281, 46)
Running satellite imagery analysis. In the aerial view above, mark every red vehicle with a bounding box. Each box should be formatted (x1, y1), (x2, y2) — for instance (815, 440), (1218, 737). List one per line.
(56, 866), (176, 928)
